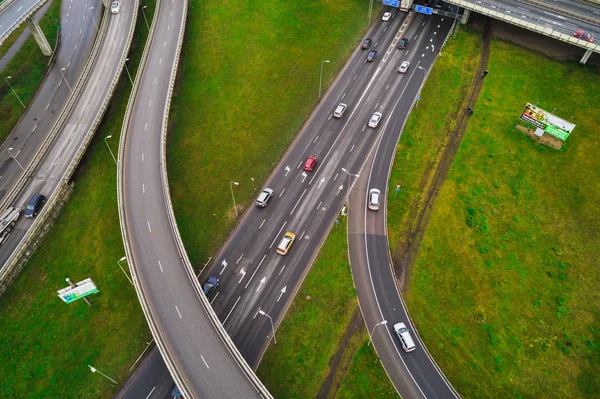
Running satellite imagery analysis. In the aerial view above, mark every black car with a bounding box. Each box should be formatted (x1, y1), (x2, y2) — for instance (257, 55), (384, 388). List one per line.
(24, 193), (45, 218)
(361, 38), (372, 49)
(366, 50), (377, 62)
(203, 276), (219, 300)
(397, 38), (409, 49)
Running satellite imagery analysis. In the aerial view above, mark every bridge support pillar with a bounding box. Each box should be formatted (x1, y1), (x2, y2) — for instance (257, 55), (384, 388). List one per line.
(579, 49), (592, 65)
(26, 16), (52, 56)
(461, 9), (470, 24)
(102, 0), (109, 8)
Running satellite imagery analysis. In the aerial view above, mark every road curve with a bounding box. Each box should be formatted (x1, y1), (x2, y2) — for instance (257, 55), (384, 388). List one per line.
(117, 0), (272, 397)
(347, 14), (460, 399)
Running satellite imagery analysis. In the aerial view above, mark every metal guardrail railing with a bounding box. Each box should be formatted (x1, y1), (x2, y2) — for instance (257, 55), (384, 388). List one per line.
(448, 0), (600, 53)
(117, 0), (273, 397)
(0, 1), (139, 294)
(523, 0), (600, 25)
(0, 0), (48, 45)
(0, 0), (17, 14)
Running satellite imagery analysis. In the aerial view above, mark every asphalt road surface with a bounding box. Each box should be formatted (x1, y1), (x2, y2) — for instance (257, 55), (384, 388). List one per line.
(0, 0), (100, 267)
(202, 11), (454, 387)
(0, 0), (46, 44)
(347, 13), (461, 398)
(119, 0), (268, 397)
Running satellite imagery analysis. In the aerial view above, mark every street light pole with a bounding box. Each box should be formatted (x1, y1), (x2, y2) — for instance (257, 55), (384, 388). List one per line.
(104, 135), (117, 165)
(88, 6), (99, 31)
(88, 365), (118, 385)
(117, 256), (133, 285)
(319, 60), (330, 98)
(7, 147), (26, 172)
(341, 168), (359, 203)
(368, 0), (374, 26)
(230, 181), (239, 217)
(5, 76), (25, 108)
(368, 320), (387, 346)
(258, 310), (277, 344)
(250, 177), (255, 190)
(124, 58), (134, 85)
(141, 6), (150, 30)
(60, 68), (73, 94)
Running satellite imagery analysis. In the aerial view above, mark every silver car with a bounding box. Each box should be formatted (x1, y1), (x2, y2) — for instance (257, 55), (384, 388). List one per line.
(368, 112), (382, 128)
(333, 103), (347, 119)
(111, 1), (120, 14)
(397, 61), (410, 73)
(256, 188), (274, 207)
(368, 188), (381, 210)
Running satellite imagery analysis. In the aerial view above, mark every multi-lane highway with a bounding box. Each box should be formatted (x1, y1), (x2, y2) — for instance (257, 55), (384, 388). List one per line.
(202, 13), (457, 394)
(118, 0), (271, 397)
(0, 0), (137, 288)
(0, 0), (100, 266)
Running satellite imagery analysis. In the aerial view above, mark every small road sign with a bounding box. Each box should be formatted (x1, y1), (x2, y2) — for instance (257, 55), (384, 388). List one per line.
(415, 5), (433, 15)
(383, 0), (401, 7)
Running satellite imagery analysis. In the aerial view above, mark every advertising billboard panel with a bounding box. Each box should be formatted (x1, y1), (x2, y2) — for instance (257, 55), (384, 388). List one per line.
(520, 103), (575, 141)
(58, 278), (99, 304)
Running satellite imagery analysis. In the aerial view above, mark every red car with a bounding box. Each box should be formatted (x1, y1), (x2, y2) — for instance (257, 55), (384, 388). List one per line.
(574, 30), (594, 43)
(303, 156), (317, 171)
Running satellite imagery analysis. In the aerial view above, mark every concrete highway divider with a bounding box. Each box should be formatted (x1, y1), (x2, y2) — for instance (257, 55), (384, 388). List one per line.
(0, 0), (17, 14)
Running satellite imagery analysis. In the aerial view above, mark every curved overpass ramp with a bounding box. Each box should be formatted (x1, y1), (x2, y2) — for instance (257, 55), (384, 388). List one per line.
(0, 0), (47, 45)
(117, 0), (272, 397)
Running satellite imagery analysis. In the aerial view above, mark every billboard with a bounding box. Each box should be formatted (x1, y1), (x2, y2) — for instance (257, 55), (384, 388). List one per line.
(520, 103), (575, 141)
(58, 278), (99, 304)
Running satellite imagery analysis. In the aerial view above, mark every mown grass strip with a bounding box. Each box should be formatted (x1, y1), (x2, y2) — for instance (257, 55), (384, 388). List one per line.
(396, 32), (600, 398)
(0, 0), (60, 143)
(0, 2), (156, 397)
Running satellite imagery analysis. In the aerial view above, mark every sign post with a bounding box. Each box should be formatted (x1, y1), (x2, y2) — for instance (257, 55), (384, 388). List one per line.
(58, 278), (98, 306)
(415, 5), (433, 15)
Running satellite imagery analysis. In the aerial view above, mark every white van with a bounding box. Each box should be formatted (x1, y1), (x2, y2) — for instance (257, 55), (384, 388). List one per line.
(393, 322), (416, 352)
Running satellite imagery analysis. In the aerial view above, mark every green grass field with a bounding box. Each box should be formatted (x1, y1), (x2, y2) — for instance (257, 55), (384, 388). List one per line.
(0, 3), (155, 397)
(393, 35), (600, 397)
(0, 0), (61, 143)
(168, 0), (373, 268)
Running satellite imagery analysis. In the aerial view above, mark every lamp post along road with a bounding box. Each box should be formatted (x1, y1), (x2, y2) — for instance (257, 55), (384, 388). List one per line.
(319, 60), (330, 98)
(5, 76), (25, 108)
(104, 135), (117, 164)
(368, 320), (387, 346)
(60, 68), (73, 94)
(251, 177), (255, 190)
(88, 365), (118, 385)
(141, 5), (150, 30)
(124, 58), (134, 85)
(258, 310), (277, 344)
(230, 181), (240, 217)
(7, 147), (26, 172)
(341, 168), (359, 203)
(89, 7), (99, 31)
(117, 256), (133, 285)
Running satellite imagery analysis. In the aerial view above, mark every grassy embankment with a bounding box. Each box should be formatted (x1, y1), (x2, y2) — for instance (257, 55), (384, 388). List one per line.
(0, 2), (156, 397)
(394, 35), (600, 397)
(0, 0), (61, 143)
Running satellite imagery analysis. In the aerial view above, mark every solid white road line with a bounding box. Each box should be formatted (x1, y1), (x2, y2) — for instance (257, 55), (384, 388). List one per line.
(175, 306), (182, 318)
(245, 254), (267, 289)
(201, 355), (209, 369)
(158, 260), (163, 272)
(223, 296), (241, 324)
(290, 188), (307, 215)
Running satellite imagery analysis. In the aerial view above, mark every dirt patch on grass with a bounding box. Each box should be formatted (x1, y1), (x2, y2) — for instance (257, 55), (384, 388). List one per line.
(317, 307), (366, 399)
(394, 23), (491, 289)
(516, 124), (563, 150)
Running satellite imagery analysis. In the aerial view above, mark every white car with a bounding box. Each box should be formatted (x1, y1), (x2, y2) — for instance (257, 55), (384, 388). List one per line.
(397, 61), (410, 73)
(256, 188), (274, 208)
(368, 189), (381, 211)
(382, 12), (392, 21)
(368, 112), (382, 128)
(394, 322), (416, 352)
(333, 103), (347, 119)
(111, 1), (120, 14)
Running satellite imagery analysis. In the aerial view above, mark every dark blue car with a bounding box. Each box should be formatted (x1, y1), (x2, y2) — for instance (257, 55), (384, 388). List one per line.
(24, 193), (45, 218)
